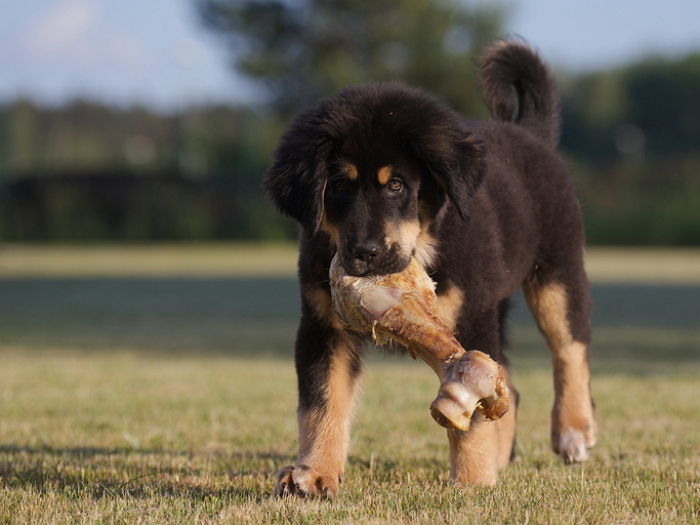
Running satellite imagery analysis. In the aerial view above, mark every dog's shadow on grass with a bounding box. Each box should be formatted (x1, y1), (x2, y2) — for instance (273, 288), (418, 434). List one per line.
(0, 444), (292, 502)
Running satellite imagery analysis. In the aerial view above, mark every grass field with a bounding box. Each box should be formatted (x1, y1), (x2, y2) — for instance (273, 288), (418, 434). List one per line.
(0, 244), (698, 524)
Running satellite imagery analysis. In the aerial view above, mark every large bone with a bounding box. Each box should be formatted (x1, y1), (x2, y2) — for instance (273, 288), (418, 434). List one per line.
(329, 255), (509, 431)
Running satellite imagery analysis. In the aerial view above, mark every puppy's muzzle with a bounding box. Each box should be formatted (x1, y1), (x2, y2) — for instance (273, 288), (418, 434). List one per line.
(342, 241), (379, 276)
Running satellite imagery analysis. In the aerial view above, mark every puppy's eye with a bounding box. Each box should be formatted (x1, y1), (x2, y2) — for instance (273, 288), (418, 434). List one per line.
(387, 178), (403, 193)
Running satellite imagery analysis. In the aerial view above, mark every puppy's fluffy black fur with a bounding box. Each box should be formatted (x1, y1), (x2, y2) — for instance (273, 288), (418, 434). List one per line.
(265, 41), (594, 493)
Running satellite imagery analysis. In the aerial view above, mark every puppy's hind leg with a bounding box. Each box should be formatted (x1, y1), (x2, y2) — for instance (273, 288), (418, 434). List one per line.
(524, 260), (597, 464)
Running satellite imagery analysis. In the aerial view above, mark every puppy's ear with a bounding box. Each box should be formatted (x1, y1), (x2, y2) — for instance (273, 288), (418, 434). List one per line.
(413, 133), (485, 220)
(264, 105), (333, 233)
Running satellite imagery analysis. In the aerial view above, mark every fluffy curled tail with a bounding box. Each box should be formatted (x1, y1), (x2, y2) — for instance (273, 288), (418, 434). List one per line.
(480, 41), (560, 148)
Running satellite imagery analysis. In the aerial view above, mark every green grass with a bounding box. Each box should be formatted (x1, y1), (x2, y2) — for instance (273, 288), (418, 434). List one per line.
(0, 244), (699, 524)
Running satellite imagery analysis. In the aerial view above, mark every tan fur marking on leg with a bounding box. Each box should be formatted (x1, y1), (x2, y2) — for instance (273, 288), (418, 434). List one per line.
(495, 402), (517, 469)
(552, 341), (596, 444)
(435, 284), (464, 331)
(523, 281), (572, 349)
(523, 281), (596, 455)
(297, 342), (359, 479)
(377, 165), (392, 185)
(447, 415), (500, 486)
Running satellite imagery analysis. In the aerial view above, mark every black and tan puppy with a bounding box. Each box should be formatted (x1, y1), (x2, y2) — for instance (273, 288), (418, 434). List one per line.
(265, 41), (596, 496)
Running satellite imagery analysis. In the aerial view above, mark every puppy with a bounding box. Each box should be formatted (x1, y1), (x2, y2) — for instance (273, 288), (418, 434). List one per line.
(265, 41), (596, 497)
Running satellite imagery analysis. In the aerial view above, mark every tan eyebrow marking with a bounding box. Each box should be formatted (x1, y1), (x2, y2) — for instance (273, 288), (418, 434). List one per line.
(343, 163), (359, 181)
(377, 165), (392, 185)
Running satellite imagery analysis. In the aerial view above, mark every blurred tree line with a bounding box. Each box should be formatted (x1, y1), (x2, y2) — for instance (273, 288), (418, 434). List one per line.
(0, 0), (698, 244)
(0, 100), (288, 240)
(561, 54), (700, 244)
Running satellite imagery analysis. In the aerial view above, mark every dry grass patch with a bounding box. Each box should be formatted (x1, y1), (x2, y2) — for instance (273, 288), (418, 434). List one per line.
(0, 351), (698, 524)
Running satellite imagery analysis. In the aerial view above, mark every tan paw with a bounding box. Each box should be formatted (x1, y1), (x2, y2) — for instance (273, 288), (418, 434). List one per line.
(273, 465), (339, 498)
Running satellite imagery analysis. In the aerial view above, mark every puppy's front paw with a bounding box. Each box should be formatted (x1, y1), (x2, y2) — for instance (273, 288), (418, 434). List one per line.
(274, 465), (339, 498)
(555, 428), (592, 464)
(552, 405), (597, 464)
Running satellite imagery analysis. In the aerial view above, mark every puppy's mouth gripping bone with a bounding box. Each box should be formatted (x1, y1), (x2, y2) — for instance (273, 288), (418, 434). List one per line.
(329, 255), (510, 431)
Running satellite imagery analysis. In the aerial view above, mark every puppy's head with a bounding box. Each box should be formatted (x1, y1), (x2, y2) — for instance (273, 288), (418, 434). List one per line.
(265, 83), (484, 276)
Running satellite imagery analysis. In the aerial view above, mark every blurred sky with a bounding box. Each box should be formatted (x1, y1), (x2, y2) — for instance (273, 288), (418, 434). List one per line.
(2, 0), (700, 110)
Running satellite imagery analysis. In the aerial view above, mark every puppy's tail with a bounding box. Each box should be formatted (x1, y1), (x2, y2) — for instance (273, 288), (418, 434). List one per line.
(480, 40), (560, 148)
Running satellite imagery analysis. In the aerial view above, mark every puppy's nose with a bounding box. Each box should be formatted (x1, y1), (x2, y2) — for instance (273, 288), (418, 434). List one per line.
(353, 242), (380, 263)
